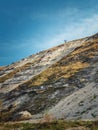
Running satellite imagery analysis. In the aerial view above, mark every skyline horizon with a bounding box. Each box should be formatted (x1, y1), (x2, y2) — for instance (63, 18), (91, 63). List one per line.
(1, 0), (98, 66)
(1, 32), (97, 66)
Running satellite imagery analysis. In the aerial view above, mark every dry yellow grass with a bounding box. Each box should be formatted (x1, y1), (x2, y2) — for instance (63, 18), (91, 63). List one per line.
(0, 62), (34, 83)
(30, 61), (89, 86)
(0, 67), (4, 71)
(28, 40), (98, 87)
(1, 39), (98, 88)
(62, 61), (89, 78)
(72, 41), (98, 55)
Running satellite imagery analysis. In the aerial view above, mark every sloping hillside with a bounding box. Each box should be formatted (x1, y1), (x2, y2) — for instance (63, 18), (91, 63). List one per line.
(0, 33), (98, 121)
(0, 38), (86, 93)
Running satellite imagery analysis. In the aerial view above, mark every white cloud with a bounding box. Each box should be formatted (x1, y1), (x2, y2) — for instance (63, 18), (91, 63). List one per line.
(6, 13), (98, 56)
(39, 14), (98, 49)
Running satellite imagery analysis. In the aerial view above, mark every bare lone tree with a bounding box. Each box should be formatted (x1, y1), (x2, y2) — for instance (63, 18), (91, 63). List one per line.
(64, 40), (67, 43)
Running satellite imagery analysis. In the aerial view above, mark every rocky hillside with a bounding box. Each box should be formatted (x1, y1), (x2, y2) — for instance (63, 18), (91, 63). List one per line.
(0, 33), (98, 121)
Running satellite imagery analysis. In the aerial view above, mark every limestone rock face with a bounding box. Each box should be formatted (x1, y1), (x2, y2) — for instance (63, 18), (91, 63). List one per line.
(0, 33), (98, 121)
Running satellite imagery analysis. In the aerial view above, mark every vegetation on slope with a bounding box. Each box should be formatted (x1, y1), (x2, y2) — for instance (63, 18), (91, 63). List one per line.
(0, 61), (38, 83)
(0, 36), (98, 122)
(0, 38), (98, 122)
(0, 67), (4, 71)
(20, 39), (98, 88)
(0, 120), (98, 130)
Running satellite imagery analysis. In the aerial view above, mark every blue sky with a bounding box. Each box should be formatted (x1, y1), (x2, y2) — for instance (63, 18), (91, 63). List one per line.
(0, 0), (98, 66)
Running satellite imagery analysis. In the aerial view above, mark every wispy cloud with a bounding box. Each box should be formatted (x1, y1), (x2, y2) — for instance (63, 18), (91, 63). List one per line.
(11, 13), (98, 53)
(30, 7), (79, 21)
(38, 14), (98, 49)
(2, 12), (98, 66)
(6, 13), (98, 53)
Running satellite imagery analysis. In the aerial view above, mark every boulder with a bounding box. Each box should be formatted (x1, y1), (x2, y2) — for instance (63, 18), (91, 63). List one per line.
(13, 111), (32, 121)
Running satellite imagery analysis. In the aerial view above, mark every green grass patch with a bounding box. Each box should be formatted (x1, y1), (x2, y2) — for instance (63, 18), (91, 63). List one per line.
(0, 120), (98, 130)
